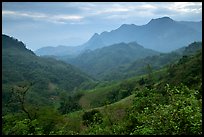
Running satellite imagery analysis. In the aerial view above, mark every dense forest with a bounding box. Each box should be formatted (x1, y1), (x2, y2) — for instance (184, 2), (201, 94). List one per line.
(2, 34), (202, 135)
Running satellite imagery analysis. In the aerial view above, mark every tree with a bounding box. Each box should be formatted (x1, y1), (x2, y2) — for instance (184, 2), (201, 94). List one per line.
(9, 82), (38, 134)
(145, 64), (154, 89)
(58, 92), (82, 114)
(10, 82), (37, 120)
(82, 109), (103, 127)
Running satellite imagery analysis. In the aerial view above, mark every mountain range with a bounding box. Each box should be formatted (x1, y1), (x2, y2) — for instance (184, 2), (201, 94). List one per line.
(102, 41), (202, 81)
(63, 42), (160, 79)
(2, 18), (202, 135)
(35, 16), (202, 56)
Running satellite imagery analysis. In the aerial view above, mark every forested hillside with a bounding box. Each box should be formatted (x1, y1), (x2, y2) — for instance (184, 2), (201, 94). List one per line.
(2, 34), (93, 115)
(50, 44), (202, 135)
(2, 36), (202, 134)
(66, 42), (159, 79)
(103, 42), (202, 81)
(2, 1), (202, 135)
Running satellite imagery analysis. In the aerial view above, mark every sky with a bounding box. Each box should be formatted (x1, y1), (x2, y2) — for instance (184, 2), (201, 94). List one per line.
(2, 2), (202, 51)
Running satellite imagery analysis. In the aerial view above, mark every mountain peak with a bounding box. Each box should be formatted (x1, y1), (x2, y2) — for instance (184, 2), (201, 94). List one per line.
(2, 34), (26, 49)
(148, 16), (174, 24)
(2, 34), (35, 55)
(93, 33), (99, 37)
(119, 23), (137, 29)
(160, 16), (173, 20)
(89, 33), (100, 41)
(88, 33), (100, 42)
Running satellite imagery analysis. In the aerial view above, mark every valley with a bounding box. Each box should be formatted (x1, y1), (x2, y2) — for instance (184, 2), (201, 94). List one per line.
(2, 16), (202, 135)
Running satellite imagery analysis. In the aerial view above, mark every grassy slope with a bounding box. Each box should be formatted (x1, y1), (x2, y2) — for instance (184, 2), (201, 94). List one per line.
(78, 67), (167, 109)
(60, 68), (167, 134)
(61, 47), (202, 134)
(61, 94), (135, 135)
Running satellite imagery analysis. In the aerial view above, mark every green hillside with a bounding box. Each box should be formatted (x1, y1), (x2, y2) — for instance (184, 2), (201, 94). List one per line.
(2, 35), (202, 135)
(2, 34), (93, 115)
(59, 45), (202, 135)
(103, 42), (202, 81)
(67, 42), (159, 79)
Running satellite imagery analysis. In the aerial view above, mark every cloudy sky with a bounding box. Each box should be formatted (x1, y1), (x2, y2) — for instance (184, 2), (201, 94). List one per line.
(2, 2), (202, 51)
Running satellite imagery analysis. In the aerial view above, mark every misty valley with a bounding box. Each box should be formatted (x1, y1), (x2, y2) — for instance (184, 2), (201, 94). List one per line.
(2, 16), (202, 135)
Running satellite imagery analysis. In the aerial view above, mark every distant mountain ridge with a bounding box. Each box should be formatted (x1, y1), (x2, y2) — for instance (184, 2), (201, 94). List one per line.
(83, 16), (201, 52)
(65, 42), (160, 79)
(35, 45), (83, 57)
(35, 16), (202, 56)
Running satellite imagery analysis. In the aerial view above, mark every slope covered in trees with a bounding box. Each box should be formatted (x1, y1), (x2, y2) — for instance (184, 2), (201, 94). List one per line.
(44, 40), (201, 82)
(2, 34), (93, 115)
(64, 42), (159, 79)
(103, 42), (202, 81)
(54, 44), (202, 135)
(2, 38), (202, 135)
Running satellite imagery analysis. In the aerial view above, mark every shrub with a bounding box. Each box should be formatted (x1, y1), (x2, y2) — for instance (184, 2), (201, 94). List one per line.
(82, 109), (103, 127)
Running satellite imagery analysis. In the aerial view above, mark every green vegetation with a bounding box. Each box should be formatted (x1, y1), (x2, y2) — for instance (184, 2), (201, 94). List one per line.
(58, 92), (83, 114)
(2, 34), (93, 115)
(66, 42), (159, 80)
(2, 34), (202, 135)
(82, 109), (103, 127)
(103, 41), (202, 81)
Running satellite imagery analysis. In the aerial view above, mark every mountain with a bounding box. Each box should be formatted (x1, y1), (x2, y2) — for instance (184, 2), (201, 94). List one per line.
(35, 45), (83, 57)
(65, 42), (160, 79)
(82, 17), (201, 52)
(2, 37), (202, 135)
(178, 20), (202, 33)
(35, 17), (202, 56)
(2, 34), (92, 114)
(82, 33), (106, 50)
(102, 41), (202, 81)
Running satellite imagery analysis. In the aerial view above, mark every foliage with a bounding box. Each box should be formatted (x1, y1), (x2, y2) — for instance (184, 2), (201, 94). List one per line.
(2, 35), (202, 135)
(82, 109), (103, 127)
(2, 34), (92, 115)
(68, 42), (159, 80)
(2, 113), (43, 135)
(103, 41), (202, 81)
(126, 84), (202, 135)
(58, 92), (82, 114)
(164, 49), (202, 95)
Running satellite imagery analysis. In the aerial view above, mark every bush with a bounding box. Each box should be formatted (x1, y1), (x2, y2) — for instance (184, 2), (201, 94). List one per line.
(126, 84), (202, 135)
(82, 109), (103, 127)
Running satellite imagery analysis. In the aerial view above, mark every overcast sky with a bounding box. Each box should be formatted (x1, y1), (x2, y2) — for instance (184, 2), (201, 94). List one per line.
(2, 2), (202, 51)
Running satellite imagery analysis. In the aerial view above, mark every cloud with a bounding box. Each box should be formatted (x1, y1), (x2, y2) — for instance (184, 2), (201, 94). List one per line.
(78, 3), (156, 15)
(93, 3), (157, 21)
(2, 10), (16, 15)
(3, 2), (201, 25)
(53, 15), (83, 20)
(74, 3), (131, 16)
(2, 10), (47, 18)
(157, 2), (202, 14)
(2, 10), (84, 24)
